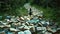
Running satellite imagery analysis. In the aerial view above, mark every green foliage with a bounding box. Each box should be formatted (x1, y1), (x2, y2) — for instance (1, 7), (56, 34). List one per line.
(31, 4), (60, 25)
(31, 0), (60, 8)
(15, 7), (28, 16)
(30, 0), (60, 25)
(0, 0), (27, 16)
(0, 0), (60, 24)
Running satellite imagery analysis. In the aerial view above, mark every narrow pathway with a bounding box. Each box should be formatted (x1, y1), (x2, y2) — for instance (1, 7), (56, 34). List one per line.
(24, 3), (43, 16)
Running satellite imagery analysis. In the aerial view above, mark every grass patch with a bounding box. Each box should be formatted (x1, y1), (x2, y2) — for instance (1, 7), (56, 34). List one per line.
(16, 7), (28, 16)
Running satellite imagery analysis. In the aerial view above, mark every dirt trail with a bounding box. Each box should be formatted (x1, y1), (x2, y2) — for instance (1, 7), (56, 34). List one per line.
(24, 3), (43, 16)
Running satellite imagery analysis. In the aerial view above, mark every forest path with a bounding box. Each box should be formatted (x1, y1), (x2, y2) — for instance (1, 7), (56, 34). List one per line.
(24, 3), (43, 16)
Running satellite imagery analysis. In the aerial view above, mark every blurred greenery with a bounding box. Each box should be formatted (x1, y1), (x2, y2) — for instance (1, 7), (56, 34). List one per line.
(0, 0), (60, 24)
(0, 0), (27, 16)
(30, 0), (60, 24)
